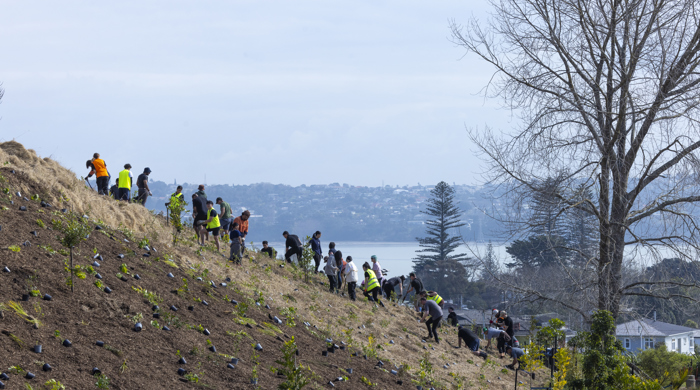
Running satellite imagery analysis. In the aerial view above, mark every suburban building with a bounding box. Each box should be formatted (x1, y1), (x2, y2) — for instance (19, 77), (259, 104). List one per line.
(616, 318), (696, 354)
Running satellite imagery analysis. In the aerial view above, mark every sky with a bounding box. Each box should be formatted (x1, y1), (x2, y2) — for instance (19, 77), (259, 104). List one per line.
(0, 0), (511, 187)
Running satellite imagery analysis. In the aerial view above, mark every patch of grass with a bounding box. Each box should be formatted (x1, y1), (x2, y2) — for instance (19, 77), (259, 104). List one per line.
(105, 344), (123, 357)
(131, 286), (163, 306)
(260, 322), (283, 337)
(36, 219), (46, 229)
(8, 245), (21, 252)
(7, 301), (41, 327)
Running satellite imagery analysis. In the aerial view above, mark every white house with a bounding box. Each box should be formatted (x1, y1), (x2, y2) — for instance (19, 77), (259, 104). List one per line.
(616, 318), (696, 355)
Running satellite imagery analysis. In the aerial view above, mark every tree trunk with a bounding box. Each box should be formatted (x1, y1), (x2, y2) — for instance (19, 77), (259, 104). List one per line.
(70, 247), (74, 293)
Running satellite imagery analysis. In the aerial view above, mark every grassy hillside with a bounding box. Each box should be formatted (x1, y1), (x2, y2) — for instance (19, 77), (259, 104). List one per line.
(0, 142), (535, 389)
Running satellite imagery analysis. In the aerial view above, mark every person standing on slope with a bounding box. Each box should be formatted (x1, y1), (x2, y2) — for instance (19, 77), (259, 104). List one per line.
(362, 262), (384, 307)
(86, 153), (110, 195)
(191, 193), (208, 246)
(203, 200), (221, 252)
(342, 256), (359, 301)
(419, 297), (443, 344)
(216, 197), (233, 237)
(324, 251), (339, 293)
(309, 231), (322, 273)
(229, 222), (243, 264)
(136, 167), (152, 206)
(404, 272), (424, 310)
(233, 210), (250, 252)
(371, 255), (384, 292)
(117, 164), (133, 201)
(283, 231), (303, 263)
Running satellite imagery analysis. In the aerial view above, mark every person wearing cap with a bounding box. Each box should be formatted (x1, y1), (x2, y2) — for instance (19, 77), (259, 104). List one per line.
(456, 325), (488, 360)
(419, 297), (442, 344)
(370, 255), (384, 290)
(382, 275), (405, 302)
(216, 197), (233, 236)
(498, 311), (515, 348)
(136, 167), (152, 205)
(117, 164), (133, 201)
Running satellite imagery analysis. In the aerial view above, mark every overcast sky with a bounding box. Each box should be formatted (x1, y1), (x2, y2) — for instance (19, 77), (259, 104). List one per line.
(0, 1), (511, 187)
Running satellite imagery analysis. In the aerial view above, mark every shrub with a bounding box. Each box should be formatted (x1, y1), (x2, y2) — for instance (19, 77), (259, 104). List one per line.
(637, 344), (692, 386)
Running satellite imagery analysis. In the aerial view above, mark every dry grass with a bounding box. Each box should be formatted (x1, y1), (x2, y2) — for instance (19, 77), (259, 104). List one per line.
(0, 141), (543, 389)
(0, 141), (170, 240)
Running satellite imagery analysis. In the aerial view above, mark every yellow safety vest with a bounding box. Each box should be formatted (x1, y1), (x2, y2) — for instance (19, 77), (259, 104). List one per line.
(365, 269), (380, 291)
(118, 169), (131, 189)
(427, 293), (443, 305)
(206, 208), (220, 229)
(170, 192), (183, 204)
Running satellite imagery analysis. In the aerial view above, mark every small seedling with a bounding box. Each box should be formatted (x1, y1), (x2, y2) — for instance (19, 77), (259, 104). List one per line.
(95, 373), (110, 389)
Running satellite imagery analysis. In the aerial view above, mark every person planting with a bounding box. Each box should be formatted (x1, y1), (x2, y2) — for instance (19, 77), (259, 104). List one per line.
(419, 297), (442, 344)
(483, 327), (511, 358)
(361, 262), (384, 306)
(506, 346), (535, 379)
(404, 272), (424, 310)
(456, 325), (487, 360)
(382, 275), (405, 302)
(282, 231), (302, 263)
(421, 290), (445, 309)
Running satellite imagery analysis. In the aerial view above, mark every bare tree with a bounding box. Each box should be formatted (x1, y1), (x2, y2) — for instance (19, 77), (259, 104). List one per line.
(452, 0), (700, 320)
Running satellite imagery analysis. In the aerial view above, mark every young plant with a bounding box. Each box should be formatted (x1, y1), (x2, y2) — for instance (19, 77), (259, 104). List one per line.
(94, 373), (110, 389)
(272, 336), (314, 389)
(53, 213), (91, 292)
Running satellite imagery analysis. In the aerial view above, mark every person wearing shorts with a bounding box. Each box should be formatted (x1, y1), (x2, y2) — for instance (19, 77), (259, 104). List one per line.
(203, 200), (221, 251)
(191, 194), (208, 245)
(457, 326), (487, 359)
(216, 197), (233, 236)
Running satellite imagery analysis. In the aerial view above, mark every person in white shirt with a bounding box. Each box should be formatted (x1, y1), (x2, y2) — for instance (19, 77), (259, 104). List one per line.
(342, 256), (359, 301)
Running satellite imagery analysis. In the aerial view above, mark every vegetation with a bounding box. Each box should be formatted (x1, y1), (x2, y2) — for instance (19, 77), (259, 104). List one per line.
(52, 213), (91, 292)
(273, 337), (313, 390)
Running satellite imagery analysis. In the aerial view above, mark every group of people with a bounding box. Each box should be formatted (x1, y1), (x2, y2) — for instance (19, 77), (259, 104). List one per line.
(85, 153), (153, 205)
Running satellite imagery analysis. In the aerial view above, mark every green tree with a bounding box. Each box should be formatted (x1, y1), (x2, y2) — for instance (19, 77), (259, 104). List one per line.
(684, 319), (698, 329)
(505, 235), (567, 269)
(568, 311), (661, 390)
(636, 344), (692, 387)
(413, 181), (467, 270)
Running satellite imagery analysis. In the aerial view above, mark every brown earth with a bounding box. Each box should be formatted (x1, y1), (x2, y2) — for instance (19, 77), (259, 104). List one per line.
(0, 144), (542, 389)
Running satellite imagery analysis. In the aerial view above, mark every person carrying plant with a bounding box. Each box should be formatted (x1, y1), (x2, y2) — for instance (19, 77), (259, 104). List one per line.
(309, 231), (323, 273)
(86, 153), (110, 195)
(203, 200), (221, 251)
(323, 253), (339, 293)
(361, 262), (384, 306)
(229, 222), (243, 264)
(419, 297), (443, 344)
(456, 325), (487, 360)
(342, 255), (359, 301)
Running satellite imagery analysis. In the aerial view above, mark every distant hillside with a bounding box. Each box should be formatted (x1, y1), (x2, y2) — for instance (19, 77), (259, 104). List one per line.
(139, 181), (503, 243)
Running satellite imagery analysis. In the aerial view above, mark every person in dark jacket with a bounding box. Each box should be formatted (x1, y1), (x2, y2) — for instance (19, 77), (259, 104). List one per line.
(309, 231), (322, 273)
(457, 326), (488, 359)
(382, 275), (405, 302)
(405, 272), (424, 310)
(323, 253), (338, 293)
(261, 241), (276, 258)
(447, 307), (458, 326)
(283, 231), (302, 263)
(109, 178), (119, 199)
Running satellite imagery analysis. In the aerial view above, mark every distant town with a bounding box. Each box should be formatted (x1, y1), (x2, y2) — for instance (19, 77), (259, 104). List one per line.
(143, 181), (504, 242)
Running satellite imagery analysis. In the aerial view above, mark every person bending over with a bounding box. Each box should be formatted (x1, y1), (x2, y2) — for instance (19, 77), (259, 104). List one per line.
(382, 275), (405, 302)
(419, 297), (443, 344)
(456, 326), (487, 360)
(362, 262), (384, 306)
(283, 231), (303, 263)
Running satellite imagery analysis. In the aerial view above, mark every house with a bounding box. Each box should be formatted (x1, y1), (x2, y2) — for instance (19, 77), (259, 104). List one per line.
(616, 318), (696, 354)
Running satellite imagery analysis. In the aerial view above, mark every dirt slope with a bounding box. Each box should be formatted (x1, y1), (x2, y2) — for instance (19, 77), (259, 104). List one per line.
(0, 144), (534, 390)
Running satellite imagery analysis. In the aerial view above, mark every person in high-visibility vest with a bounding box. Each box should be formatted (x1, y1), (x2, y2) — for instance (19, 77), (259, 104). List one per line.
(117, 164), (133, 201)
(203, 200), (221, 251)
(361, 262), (385, 307)
(421, 290), (445, 309)
(168, 185), (184, 205)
